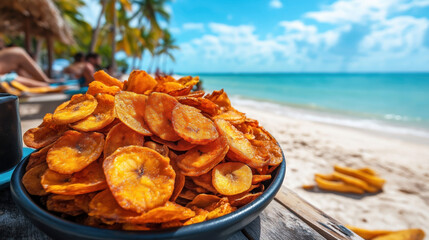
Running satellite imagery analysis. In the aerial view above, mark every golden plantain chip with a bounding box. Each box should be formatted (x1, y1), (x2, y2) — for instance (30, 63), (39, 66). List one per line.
(46, 194), (83, 216)
(115, 91), (152, 135)
(104, 122), (145, 158)
(151, 135), (196, 151)
(23, 114), (68, 149)
(215, 118), (268, 168)
(70, 94), (116, 132)
(53, 94), (98, 124)
(87, 81), (121, 96)
(128, 202), (195, 224)
(169, 151), (185, 202)
(144, 92), (181, 141)
(41, 160), (107, 195)
(124, 70), (157, 94)
(89, 189), (140, 223)
(47, 130), (104, 174)
(212, 162), (253, 196)
(177, 96), (220, 116)
(186, 194), (221, 209)
(251, 175), (272, 185)
(103, 146), (175, 213)
(172, 104), (219, 145)
(228, 192), (263, 207)
(144, 141), (169, 157)
(26, 143), (52, 171)
(191, 171), (217, 193)
(22, 163), (48, 196)
(177, 136), (229, 176)
(93, 70), (124, 89)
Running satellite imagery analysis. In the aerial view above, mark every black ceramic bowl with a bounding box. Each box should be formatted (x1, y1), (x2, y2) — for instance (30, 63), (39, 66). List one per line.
(11, 150), (285, 240)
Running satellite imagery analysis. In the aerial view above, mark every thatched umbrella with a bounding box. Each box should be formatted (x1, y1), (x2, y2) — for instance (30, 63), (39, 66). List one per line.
(0, 0), (75, 76)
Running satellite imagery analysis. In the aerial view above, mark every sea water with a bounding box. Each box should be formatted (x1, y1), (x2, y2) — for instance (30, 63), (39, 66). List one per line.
(187, 73), (429, 140)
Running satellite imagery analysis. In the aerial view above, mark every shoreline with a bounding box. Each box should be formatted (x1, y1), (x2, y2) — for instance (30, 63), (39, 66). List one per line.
(232, 103), (429, 233)
(229, 95), (429, 145)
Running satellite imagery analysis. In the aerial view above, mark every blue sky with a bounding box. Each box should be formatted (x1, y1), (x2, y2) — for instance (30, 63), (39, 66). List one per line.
(82, 0), (429, 73)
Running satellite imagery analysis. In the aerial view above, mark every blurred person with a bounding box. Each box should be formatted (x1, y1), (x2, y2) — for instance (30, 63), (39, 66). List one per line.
(63, 52), (85, 79)
(80, 52), (101, 87)
(0, 39), (53, 87)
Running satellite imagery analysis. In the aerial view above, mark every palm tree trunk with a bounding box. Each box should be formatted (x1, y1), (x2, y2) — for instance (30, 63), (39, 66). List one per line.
(148, 56), (154, 73)
(111, 0), (117, 74)
(89, 0), (107, 53)
(34, 38), (43, 64)
(46, 35), (54, 78)
(163, 54), (167, 74)
(131, 54), (136, 70)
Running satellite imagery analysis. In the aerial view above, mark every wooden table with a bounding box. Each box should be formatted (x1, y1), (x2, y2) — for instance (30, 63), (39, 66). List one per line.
(0, 186), (324, 240)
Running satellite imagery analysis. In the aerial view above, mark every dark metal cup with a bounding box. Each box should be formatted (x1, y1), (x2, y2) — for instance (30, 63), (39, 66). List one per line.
(0, 93), (22, 173)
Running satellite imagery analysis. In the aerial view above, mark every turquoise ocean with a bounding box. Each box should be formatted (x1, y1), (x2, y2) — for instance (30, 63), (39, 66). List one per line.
(186, 73), (429, 140)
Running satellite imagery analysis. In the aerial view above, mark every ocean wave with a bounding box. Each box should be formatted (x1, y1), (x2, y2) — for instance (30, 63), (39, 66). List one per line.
(229, 95), (429, 139)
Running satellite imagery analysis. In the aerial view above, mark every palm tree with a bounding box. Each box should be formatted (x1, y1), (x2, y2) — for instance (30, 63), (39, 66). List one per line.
(89, 0), (108, 53)
(53, 0), (92, 58)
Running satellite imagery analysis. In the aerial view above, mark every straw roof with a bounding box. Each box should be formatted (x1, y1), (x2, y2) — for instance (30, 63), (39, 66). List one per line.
(0, 0), (74, 44)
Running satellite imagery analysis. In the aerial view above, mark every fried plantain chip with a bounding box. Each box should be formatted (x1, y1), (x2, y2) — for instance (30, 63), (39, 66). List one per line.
(212, 162), (252, 196)
(70, 94), (116, 132)
(47, 130), (104, 174)
(87, 81), (121, 96)
(176, 96), (220, 116)
(191, 171), (217, 193)
(251, 175), (271, 185)
(104, 123), (145, 158)
(22, 163), (48, 196)
(47, 194), (83, 216)
(115, 91), (152, 136)
(26, 143), (52, 171)
(151, 135), (196, 151)
(144, 92), (181, 141)
(205, 197), (236, 220)
(41, 160), (107, 195)
(183, 206), (209, 226)
(124, 70), (157, 94)
(215, 118), (268, 168)
(186, 194), (221, 209)
(93, 70), (123, 89)
(74, 192), (98, 213)
(103, 146), (175, 213)
(23, 114), (68, 149)
(177, 136), (229, 176)
(228, 192), (262, 207)
(128, 202), (195, 224)
(89, 189), (140, 222)
(214, 109), (246, 125)
(172, 104), (219, 144)
(144, 141), (169, 157)
(53, 94), (98, 124)
(169, 151), (185, 202)
(204, 89), (231, 109)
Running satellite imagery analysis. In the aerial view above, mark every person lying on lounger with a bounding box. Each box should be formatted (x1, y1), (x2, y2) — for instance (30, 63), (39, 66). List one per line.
(0, 40), (55, 88)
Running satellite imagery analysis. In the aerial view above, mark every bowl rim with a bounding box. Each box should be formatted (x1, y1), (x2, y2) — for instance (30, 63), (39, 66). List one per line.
(11, 148), (285, 238)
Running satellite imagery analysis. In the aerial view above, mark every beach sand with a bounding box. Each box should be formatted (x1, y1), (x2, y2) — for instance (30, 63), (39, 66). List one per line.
(234, 104), (429, 234)
(20, 104), (429, 235)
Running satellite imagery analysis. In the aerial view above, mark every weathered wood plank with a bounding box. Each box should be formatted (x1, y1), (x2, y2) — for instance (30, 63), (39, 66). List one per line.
(242, 199), (325, 240)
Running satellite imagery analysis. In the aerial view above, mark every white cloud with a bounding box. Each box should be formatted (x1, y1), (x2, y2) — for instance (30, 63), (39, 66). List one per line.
(182, 22), (205, 31)
(269, 0), (283, 9)
(360, 16), (429, 53)
(173, 0), (429, 72)
(305, 0), (429, 24)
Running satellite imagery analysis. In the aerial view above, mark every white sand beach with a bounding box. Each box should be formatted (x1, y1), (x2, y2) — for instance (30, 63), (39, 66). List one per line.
(20, 102), (429, 235)
(234, 104), (429, 234)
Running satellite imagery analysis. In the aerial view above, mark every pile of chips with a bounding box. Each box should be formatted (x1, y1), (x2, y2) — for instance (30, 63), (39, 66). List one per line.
(22, 70), (283, 230)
